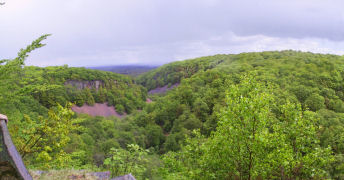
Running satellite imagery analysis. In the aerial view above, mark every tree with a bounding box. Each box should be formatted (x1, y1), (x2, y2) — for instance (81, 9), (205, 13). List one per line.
(0, 34), (82, 169)
(145, 124), (164, 148)
(192, 97), (209, 122)
(74, 92), (85, 107)
(317, 109), (344, 178)
(0, 34), (51, 106)
(160, 73), (333, 179)
(203, 73), (277, 179)
(115, 104), (125, 115)
(104, 144), (149, 178)
(305, 93), (325, 111)
(208, 74), (333, 179)
(84, 88), (95, 106)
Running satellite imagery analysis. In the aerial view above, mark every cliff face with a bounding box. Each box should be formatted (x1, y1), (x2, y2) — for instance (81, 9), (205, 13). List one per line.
(64, 80), (104, 91)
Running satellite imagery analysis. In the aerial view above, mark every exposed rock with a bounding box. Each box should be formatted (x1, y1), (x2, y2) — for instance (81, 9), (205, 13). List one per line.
(30, 170), (111, 180)
(72, 103), (126, 118)
(86, 171), (111, 180)
(64, 80), (104, 91)
(148, 83), (179, 94)
(146, 98), (152, 103)
(68, 174), (85, 179)
(112, 173), (136, 180)
(66, 171), (111, 180)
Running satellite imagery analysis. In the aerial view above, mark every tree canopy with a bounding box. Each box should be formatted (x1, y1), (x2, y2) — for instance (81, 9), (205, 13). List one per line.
(2, 39), (344, 179)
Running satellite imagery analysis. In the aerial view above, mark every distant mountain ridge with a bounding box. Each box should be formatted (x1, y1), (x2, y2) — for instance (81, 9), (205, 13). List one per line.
(89, 65), (158, 77)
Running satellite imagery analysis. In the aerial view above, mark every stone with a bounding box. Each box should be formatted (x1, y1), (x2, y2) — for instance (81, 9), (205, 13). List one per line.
(112, 173), (136, 180)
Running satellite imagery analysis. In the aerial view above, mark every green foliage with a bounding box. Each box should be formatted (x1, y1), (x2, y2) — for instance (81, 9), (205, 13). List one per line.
(104, 144), (149, 178)
(305, 93), (325, 111)
(137, 54), (227, 90)
(23, 66), (146, 112)
(158, 131), (205, 180)
(0, 35), (83, 170)
(2, 41), (344, 180)
(159, 74), (334, 179)
(84, 88), (95, 106)
(13, 103), (80, 169)
(65, 50), (344, 178)
(0, 34), (50, 112)
(0, 35), (147, 171)
(66, 114), (143, 166)
(206, 74), (277, 179)
(115, 104), (125, 115)
(145, 124), (164, 148)
(317, 109), (344, 178)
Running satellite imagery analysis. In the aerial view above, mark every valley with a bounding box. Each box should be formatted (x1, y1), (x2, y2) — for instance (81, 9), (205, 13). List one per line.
(2, 1), (344, 179)
(1, 36), (343, 179)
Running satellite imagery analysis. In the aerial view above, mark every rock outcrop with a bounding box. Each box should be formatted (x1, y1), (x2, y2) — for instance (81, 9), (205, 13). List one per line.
(148, 83), (179, 94)
(64, 80), (104, 91)
(112, 173), (136, 180)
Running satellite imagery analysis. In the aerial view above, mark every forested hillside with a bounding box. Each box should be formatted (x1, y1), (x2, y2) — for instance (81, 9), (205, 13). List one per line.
(145, 51), (344, 179)
(134, 50), (344, 179)
(138, 50), (344, 147)
(1, 35), (343, 179)
(23, 66), (147, 113)
(0, 35), (147, 171)
(136, 54), (228, 90)
(67, 50), (344, 179)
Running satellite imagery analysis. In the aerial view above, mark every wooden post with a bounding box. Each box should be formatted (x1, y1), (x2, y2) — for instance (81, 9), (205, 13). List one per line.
(0, 114), (32, 180)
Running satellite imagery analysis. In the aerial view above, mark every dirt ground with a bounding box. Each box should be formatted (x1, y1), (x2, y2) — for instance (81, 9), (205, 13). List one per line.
(146, 98), (152, 103)
(72, 103), (125, 118)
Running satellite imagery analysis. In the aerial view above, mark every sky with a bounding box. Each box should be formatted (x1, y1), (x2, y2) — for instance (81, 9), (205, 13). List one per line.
(0, 0), (344, 67)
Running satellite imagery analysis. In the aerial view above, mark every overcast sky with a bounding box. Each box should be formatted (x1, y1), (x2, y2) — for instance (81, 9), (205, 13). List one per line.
(1, 0), (344, 67)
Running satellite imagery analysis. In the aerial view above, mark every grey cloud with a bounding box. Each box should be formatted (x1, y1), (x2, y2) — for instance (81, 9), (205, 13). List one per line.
(28, 32), (344, 67)
(0, 0), (344, 66)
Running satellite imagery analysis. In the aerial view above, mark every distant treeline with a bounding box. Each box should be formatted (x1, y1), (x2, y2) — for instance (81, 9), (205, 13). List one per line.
(90, 65), (157, 77)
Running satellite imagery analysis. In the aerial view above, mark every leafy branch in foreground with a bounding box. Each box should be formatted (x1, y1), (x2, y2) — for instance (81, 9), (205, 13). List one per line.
(16, 34), (51, 64)
(0, 34), (51, 102)
(14, 103), (81, 169)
